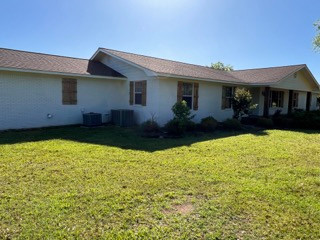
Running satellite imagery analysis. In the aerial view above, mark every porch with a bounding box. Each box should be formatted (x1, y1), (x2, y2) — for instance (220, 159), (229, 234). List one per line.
(249, 87), (314, 117)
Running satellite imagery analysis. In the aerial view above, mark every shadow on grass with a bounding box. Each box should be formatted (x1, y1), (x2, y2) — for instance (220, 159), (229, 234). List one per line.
(0, 125), (318, 152)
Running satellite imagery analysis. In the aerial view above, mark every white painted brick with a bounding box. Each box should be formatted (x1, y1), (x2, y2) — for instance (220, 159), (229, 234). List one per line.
(0, 71), (126, 130)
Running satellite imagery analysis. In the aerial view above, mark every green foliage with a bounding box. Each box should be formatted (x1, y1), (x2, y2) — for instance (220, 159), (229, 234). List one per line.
(313, 20), (320, 51)
(232, 88), (257, 119)
(317, 96), (320, 107)
(200, 116), (218, 132)
(164, 118), (186, 136)
(222, 118), (242, 130)
(210, 61), (234, 71)
(185, 120), (197, 132)
(141, 119), (160, 133)
(0, 126), (320, 238)
(290, 110), (320, 129)
(167, 101), (195, 135)
(172, 100), (194, 122)
(274, 116), (295, 129)
(272, 110), (320, 129)
(256, 118), (274, 128)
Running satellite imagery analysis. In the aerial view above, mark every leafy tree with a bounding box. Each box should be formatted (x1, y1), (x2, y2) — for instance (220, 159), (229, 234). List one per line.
(317, 96), (320, 109)
(314, 20), (320, 51)
(232, 88), (257, 119)
(210, 62), (234, 71)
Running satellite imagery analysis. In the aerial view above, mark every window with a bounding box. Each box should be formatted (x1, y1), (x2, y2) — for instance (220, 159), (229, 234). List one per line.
(62, 78), (77, 105)
(182, 82), (193, 109)
(221, 86), (235, 109)
(269, 91), (284, 108)
(134, 81), (143, 105)
(129, 81), (147, 106)
(292, 92), (299, 108)
(177, 81), (199, 110)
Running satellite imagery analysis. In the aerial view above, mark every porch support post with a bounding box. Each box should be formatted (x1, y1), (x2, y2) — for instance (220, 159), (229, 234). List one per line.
(263, 87), (270, 117)
(306, 92), (311, 111)
(288, 90), (293, 114)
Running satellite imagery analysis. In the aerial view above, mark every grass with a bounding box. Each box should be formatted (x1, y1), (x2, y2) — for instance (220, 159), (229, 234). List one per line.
(0, 126), (319, 239)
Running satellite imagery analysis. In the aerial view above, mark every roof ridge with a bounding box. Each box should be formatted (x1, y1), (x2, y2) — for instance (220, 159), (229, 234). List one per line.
(233, 64), (306, 72)
(0, 47), (89, 61)
(102, 47), (220, 71)
(101, 47), (241, 81)
(102, 48), (307, 73)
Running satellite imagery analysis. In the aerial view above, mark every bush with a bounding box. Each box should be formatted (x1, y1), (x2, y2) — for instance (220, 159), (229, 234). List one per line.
(256, 118), (274, 128)
(292, 111), (320, 129)
(272, 110), (320, 130)
(222, 118), (242, 130)
(277, 117), (295, 128)
(165, 119), (185, 136)
(232, 88), (257, 119)
(185, 120), (197, 132)
(272, 109), (283, 126)
(166, 101), (196, 136)
(141, 119), (160, 133)
(241, 116), (259, 125)
(171, 101), (194, 123)
(200, 116), (218, 132)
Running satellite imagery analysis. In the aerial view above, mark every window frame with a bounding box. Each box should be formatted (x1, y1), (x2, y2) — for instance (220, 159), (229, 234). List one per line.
(269, 90), (284, 108)
(182, 82), (194, 109)
(222, 86), (235, 109)
(292, 92), (299, 108)
(134, 81), (143, 105)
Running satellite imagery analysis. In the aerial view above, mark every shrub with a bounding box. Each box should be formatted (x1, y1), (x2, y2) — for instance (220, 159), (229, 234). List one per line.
(278, 117), (295, 128)
(141, 119), (160, 133)
(241, 116), (259, 125)
(292, 111), (320, 129)
(200, 116), (218, 132)
(256, 118), (274, 128)
(172, 101), (195, 123)
(165, 119), (185, 136)
(185, 120), (197, 132)
(232, 88), (257, 119)
(273, 110), (320, 130)
(167, 101), (196, 136)
(273, 109), (282, 118)
(272, 109), (283, 126)
(222, 118), (242, 130)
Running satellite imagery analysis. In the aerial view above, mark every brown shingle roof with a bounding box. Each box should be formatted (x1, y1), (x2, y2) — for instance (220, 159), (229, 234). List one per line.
(230, 65), (306, 84)
(101, 48), (307, 84)
(0, 48), (125, 78)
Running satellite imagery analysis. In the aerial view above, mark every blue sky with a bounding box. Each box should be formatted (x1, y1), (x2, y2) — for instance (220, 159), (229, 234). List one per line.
(1, 0), (319, 81)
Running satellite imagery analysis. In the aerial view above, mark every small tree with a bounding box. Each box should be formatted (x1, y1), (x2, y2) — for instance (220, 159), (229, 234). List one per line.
(171, 100), (195, 123)
(313, 20), (320, 52)
(232, 88), (257, 119)
(165, 101), (195, 135)
(210, 62), (234, 71)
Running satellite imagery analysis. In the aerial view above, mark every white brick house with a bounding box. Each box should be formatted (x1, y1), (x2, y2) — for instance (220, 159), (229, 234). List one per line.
(0, 47), (319, 130)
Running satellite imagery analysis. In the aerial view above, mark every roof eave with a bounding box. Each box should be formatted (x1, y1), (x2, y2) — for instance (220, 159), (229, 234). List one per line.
(156, 73), (275, 86)
(0, 67), (127, 80)
(92, 48), (158, 77)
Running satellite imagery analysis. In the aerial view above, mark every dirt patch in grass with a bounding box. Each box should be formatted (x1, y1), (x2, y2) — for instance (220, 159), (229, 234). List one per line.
(164, 203), (194, 215)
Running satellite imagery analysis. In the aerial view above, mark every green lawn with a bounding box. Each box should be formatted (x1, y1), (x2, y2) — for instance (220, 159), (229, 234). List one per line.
(0, 126), (319, 239)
